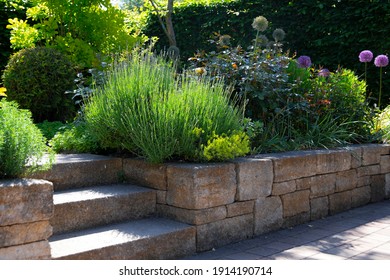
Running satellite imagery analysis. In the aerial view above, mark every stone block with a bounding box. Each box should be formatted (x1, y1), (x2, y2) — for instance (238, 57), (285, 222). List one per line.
(226, 201), (254, 218)
(357, 165), (380, 177)
(0, 179), (53, 226)
(0, 221), (52, 247)
(156, 205), (227, 225)
(316, 150), (351, 174)
(335, 169), (358, 192)
(234, 158), (273, 201)
(281, 190), (310, 218)
(297, 174), (335, 198)
(380, 155), (390, 174)
(166, 163), (236, 210)
(156, 190), (167, 204)
(283, 212), (310, 228)
(370, 175), (386, 202)
(386, 174), (390, 199)
(123, 158), (167, 190)
(254, 196), (283, 235)
(33, 154), (122, 190)
(0, 240), (51, 260)
(196, 214), (253, 252)
(361, 145), (385, 166)
(272, 180), (296, 196)
(351, 186), (371, 208)
(346, 146), (363, 169)
(310, 196), (329, 220)
(259, 151), (317, 182)
(358, 176), (371, 188)
(329, 191), (352, 215)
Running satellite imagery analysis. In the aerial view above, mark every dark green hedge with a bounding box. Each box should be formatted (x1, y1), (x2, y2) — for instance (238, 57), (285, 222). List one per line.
(144, 0), (390, 106)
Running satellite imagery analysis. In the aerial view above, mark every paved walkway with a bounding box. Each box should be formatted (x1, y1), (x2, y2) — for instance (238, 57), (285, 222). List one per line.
(184, 200), (390, 260)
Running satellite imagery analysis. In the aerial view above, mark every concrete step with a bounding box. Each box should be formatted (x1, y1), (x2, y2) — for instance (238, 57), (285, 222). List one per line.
(51, 184), (156, 235)
(31, 154), (123, 191)
(49, 218), (196, 260)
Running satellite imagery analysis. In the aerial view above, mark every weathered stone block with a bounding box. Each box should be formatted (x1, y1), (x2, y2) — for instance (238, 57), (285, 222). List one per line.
(0, 221), (52, 247)
(386, 174), (390, 199)
(196, 215), (253, 252)
(226, 201), (254, 218)
(281, 190), (310, 218)
(310, 196), (329, 220)
(316, 150), (351, 174)
(351, 186), (371, 208)
(358, 176), (371, 188)
(357, 165), (380, 177)
(346, 146), (363, 169)
(297, 174), (335, 198)
(156, 190), (167, 204)
(254, 196), (283, 235)
(258, 151), (317, 182)
(370, 174), (386, 202)
(234, 158), (273, 201)
(0, 179), (53, 226)
(0, 240), (51, 260)
(361, 145), (383, 166)
(166, 163), (236, 209)
(283, 212), (310, 228)
(33, 154), (122, 190)
(123, 158), (167, 190)
(329, 191), (352, 214)
(272, 180), (296, 196)
(380, 155), (390, 174)
(335, 169), (358, 192)
(157, 205), (226, 225)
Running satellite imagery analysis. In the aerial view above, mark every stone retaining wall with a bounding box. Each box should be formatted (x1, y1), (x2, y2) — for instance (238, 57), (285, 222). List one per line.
(124, 144), (390, 252)
(0, 179), (53, 259)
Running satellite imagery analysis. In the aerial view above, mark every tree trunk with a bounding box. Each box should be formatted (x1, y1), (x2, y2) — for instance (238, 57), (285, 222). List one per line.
(149, 0), (177, 47)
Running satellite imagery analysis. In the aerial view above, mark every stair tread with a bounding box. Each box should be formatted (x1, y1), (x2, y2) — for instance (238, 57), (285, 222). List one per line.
(53, 184), (153, 204)
(49, 218), (193, 259)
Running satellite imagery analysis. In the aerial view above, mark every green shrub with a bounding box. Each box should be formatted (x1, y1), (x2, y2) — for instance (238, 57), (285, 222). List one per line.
(0, 99), (53, 179)
(49, 122), (101, 154)
(2, 47), (76, 122)
(84, 52), (247, 163)
(36, 120), (68, 141)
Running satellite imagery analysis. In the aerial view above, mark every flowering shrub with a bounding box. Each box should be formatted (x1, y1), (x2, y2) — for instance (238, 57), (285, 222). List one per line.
(189, 16), (373, 152)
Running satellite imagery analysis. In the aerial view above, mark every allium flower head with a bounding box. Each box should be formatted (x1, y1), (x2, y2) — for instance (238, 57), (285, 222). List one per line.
(359, 50), (373, 63)
(318, 68), (330, 77)
(374, 54), (389, 67)
(252, 16), (268, 32)
(272, 28), (286, 42)
(297, 55), (312, 68)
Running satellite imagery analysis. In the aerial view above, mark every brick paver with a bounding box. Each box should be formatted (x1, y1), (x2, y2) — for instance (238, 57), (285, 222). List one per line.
(184, 200), (390, 260)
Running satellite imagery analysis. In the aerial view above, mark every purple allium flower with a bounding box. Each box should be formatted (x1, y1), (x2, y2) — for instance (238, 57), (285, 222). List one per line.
(359, 50), (373, 63)
(374, 54), (389, 67)
(318, 68), (330, 77)
(297, 55), (312, 68)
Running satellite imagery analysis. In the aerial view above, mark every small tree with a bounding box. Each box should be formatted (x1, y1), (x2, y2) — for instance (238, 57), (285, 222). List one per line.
(148, 0), (177, 48)
(6, 0), (139, 68)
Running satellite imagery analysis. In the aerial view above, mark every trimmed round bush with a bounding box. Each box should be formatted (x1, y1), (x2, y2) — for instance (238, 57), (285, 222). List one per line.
(2, 47), (76, 122)
(0, 99), (53, 179)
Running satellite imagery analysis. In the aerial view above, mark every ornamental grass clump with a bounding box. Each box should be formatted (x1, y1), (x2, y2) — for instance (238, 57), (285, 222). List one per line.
(84, 52), (248, 163)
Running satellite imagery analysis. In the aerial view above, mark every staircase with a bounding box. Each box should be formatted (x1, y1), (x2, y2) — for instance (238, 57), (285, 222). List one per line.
(35, 154), (196, 260)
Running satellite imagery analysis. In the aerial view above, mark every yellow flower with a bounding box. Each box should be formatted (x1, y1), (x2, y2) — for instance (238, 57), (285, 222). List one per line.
(0, 87), (7, 97)
(195, 67), (207, 76)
